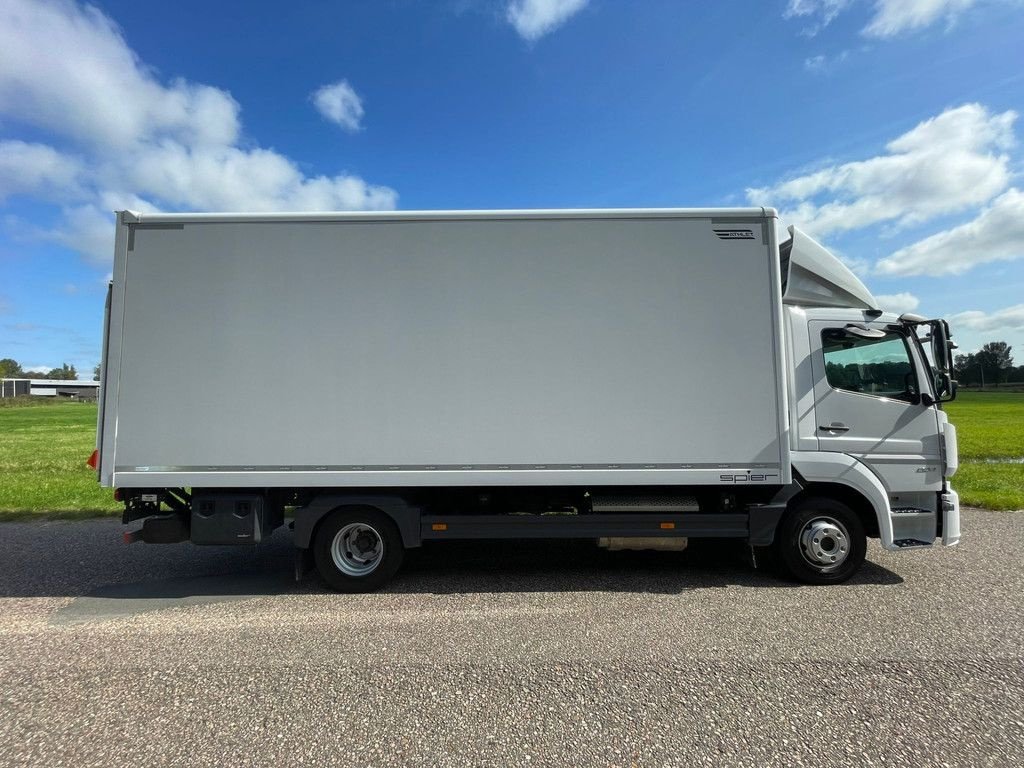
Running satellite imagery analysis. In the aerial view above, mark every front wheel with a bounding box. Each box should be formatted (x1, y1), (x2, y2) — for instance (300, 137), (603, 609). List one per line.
(774, 497), (866, 585)
(313, 507), (404, 592)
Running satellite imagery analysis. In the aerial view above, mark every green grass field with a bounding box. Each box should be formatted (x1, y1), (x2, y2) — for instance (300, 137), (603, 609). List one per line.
(0, 400), (118, 519)
(944, 391), (1024, 510)
(0, 392), (1021, 517)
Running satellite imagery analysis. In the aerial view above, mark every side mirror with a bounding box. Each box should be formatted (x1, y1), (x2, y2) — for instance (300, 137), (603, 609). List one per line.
(931, 332), (948, 373)
(934, 373), (957, 402)
(929, 319), (955, 374)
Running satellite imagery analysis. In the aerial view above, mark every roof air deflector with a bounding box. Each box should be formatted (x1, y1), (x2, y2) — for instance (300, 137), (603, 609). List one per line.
(780, 226), (879, 311)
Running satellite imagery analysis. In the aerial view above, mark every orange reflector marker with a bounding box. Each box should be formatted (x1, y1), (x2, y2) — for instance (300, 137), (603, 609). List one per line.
(431, 523), (448, 531)
(86, 449), (98, 469)
(660, 522), (676, 530)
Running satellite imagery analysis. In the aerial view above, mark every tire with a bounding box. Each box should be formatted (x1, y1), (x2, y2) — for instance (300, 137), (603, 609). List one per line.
(774, 497), (866, 585)
(313, 506), (404, 593)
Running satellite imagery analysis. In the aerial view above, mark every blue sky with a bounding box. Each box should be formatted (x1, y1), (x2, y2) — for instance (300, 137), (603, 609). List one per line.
(1, 0), (1023, 375)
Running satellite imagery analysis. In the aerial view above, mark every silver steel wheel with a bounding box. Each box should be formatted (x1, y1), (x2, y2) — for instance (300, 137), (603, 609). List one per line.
(799, 516), (851, 573)
(330, 523), (385, 577)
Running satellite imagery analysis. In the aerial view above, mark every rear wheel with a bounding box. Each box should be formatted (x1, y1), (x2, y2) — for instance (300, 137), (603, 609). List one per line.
(775, 497), (866, 585)
(313, 507), (404, 592)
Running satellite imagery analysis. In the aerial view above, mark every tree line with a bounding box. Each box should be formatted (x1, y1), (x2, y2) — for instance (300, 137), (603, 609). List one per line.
(0, 358), (101, 381)
(953, 341), (1023, 387)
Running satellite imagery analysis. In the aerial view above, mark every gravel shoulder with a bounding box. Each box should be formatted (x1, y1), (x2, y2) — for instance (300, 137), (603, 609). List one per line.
(1, 508), (1022, 767)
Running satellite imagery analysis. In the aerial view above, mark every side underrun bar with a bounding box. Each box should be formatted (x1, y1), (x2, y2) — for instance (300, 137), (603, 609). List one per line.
(420, 514), (749, 540)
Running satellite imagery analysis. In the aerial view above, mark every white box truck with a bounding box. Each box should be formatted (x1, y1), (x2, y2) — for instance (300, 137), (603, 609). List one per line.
(93, 208), (960, 591)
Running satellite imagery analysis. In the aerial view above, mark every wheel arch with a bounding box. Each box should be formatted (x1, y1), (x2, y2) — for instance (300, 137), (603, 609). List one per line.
(293, 493), (422, 550)
(788, 482), (879, 539)
(790, 451), (894, 547)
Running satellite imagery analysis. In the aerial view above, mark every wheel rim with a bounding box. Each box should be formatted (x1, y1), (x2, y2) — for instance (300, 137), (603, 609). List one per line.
(330, 523), (385, 576)
(799, 516), (851, 573)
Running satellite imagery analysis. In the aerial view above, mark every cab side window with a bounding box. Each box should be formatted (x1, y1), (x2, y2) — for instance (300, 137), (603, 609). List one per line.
(822, 330), (916, 400)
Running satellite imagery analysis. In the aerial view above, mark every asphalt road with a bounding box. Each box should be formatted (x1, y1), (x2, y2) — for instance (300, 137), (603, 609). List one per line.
(1, 508), (1022, 767)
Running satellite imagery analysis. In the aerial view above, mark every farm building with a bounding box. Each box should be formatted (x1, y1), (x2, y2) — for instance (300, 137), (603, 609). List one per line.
(0, 379), (100, 400)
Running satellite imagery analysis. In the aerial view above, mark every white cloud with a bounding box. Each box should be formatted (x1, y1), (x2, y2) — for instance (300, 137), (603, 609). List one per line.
(784, 0), (986, 38)
(804, 55), (827, 72)
(53, 203), (127, 266)
(0, 0), (240, 149)
(864, 0), (978, 38)
(0, 141), (83, 202)
(951, 304), (1024, 332)
(747, 104), (1016, 239)
(23, 365), (53, 374)
(875, 292), (921, 314)
(0, 0), (397, 268)
(784, 0), (852, 35)
(124, 144), (395, 212)
(312, 80), (364, 132)
(507, 0), (589, 40)
(877, 188), (1024, 276)
(803, 50), (850, 73)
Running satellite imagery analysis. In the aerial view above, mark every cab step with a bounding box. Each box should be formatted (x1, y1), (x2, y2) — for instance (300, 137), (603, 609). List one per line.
(893, 538), (933, 548)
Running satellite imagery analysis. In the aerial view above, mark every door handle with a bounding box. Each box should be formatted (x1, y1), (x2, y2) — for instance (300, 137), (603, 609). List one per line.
(819, 423), (850, 433)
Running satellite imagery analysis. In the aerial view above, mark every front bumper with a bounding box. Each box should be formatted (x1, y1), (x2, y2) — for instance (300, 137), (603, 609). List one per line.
(941, 488), (961, 546)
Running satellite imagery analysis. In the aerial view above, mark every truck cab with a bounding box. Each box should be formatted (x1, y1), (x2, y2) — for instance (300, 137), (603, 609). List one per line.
(780, 226), (960, 573)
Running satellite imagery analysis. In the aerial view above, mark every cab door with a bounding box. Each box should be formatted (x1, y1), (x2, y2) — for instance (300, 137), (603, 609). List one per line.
(808, 321), (944, 501)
